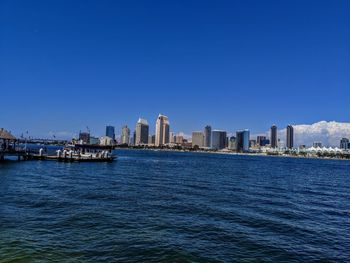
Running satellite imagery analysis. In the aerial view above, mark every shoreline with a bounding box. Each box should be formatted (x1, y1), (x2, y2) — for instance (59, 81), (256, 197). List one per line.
(115, 147), (350, 162)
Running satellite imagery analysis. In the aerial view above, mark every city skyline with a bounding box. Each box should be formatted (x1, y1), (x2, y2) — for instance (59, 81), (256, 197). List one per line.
(5, 117), (350, 148)
(1, 1), (349, 137)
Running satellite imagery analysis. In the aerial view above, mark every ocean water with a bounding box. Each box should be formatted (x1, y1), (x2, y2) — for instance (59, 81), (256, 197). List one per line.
(0, 149), (349, 262)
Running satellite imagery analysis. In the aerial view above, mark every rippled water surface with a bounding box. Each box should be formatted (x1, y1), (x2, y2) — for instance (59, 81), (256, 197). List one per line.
(1, 150), (349, 262)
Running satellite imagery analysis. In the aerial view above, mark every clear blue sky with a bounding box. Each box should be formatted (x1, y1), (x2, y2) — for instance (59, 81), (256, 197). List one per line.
(1, 0), (349, 138)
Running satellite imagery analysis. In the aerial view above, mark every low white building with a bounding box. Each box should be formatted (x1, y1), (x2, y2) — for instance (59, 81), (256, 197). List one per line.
(100, 136), (114, 146)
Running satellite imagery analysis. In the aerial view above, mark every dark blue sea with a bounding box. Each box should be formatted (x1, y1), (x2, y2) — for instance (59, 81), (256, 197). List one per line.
(1, 150), (349, 262)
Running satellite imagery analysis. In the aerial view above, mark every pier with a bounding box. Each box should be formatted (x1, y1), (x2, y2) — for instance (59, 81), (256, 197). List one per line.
(0, 128), (27, 161)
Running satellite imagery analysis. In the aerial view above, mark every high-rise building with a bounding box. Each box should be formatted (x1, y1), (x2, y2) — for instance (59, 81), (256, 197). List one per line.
(148, 135), (156, 145)
(135, 118), (149, 145)
(228, 136), (236, 150)
(257, 136), (270, 147)
(286, 125), (294, 149)
(270, 125), (278, 148)
(175, 134), (184, 144)
(121, 125), (130, 145)
(211, 130), (227, 150)
(340, 138), (349, 150)
(204, 125), (212, 148)
(170, 132), (175, 143)
(105, 125), (115, 140)
(236, 129), (250, 152)
(257, 136), (266, 146)
(192, 131), (204, 148)
(155, 114), (170, 146)
(132, 131), (136, 146)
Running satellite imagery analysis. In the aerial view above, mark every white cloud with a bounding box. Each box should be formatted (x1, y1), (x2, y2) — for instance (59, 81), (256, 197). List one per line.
(278, 121), (350, 147)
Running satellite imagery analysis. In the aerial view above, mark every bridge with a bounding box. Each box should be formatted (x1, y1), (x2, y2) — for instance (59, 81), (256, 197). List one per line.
(17, 138), (69, 146)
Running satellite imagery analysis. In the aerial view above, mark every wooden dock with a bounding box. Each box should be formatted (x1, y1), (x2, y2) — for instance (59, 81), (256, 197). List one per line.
(0, 150), (28, 162)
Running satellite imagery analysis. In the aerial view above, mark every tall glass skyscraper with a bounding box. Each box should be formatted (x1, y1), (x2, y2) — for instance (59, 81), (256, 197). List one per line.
(236, 129), (250, 152)
(105, 126), (115, 140)
(204, 125), (212, 148)
(211, 130), (227, 150)
(270, 125), (278, 148)
(286, 125), (294, 149)
(135, 118), (149, 145)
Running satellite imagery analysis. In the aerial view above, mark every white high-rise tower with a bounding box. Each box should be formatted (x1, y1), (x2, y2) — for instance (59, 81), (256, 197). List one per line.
(155, 114), (170, 146)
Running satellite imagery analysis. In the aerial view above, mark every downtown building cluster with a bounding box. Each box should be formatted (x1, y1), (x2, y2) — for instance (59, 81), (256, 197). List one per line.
(76, 113), (350, 153)
(76, 114), (301, 153)
(190, 125), (294, 152)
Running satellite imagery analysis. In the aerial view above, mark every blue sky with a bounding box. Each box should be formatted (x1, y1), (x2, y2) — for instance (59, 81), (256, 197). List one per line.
(1, 0), (349, 138)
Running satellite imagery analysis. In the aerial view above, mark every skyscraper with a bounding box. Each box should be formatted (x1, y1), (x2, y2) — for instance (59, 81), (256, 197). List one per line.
(236, 129), (250, 152)
(121, 125), (130, 145)
(257, 136), (270, 147)
(175, 134), (184, 144)
(132, 131), (136, 146)
(270, 125), (278, 148)
(155, 114), (170, 146)
(105, 125), (115, 140)
(135, 118), (149, 145)
(286, 125), (294, 149)
(192, 131), (204, 148)
(148, 135), (156, 145)
(228, 136), (236, 150)
(340, 138), (349, 150)
(211, 130), (227, 150)
(204, 125), (211, 148)
(170, 132), (175, 143)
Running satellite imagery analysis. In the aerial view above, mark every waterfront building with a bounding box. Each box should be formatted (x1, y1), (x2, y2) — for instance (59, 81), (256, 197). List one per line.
(236, 129), (250, 152)
(340, 138), (349, 150)
(89, 136), (100, 145)
(286, 125), (294, 149)
(0, 128), (17, 155)
(175, 134), (184, 144)
(100, 136), (114, 146)
(192, 131), (204, 148)
(170, 132), (175, 143)
(250, 139), (257, 148)
(270, 125), (278, 148)
(228, 136), (236, 150)
(79, 132), (90, 144)
(204, 125), (212, 148)
(257, 136), (270, 147)
(148, 135), (156, 145)
(135, 118), (149, 145)
(257, 136), (266, 146)
(313, 141), (323, 148)
(132, 131), (136, 146)
(211, 130), (227, 150)
(105, 126), (115, 141)
(121, 125), (130, 145)
(155, 114), (170, 146)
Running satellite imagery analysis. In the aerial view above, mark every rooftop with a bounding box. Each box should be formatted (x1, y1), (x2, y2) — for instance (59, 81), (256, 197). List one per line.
(0, 128), (16, 140)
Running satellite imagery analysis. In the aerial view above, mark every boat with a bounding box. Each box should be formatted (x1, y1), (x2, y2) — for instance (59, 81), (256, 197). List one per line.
(28, 144), (116, 162)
